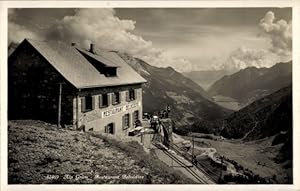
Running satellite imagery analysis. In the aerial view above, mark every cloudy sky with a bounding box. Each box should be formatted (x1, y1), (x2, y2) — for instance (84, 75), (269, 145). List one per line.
(8, 8), (292, 72)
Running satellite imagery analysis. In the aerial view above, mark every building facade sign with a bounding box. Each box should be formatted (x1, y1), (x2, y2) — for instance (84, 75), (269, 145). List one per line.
(102, 101), (140, 118)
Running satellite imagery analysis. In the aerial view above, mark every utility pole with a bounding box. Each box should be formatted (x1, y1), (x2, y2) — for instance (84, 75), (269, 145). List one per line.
(58, 82), (62, 128)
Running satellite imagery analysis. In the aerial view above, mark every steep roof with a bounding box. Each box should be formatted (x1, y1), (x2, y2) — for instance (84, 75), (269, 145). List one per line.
(17, 39), (146, 89)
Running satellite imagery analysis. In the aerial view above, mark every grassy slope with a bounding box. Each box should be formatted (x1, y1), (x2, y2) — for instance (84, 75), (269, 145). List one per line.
(8, 120), (194, 184)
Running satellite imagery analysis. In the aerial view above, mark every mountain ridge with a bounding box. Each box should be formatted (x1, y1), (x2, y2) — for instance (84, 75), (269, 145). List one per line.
(208, 61), (292, 106)
(118, 53), (232, 126)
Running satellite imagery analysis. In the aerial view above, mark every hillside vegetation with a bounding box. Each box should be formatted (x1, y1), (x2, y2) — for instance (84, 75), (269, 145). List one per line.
(8, 120), (193, 184)
(221, 85), (292, 141)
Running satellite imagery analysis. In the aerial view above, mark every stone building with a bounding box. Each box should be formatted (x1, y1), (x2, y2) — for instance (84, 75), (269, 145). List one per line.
(8, 39), (147, 137)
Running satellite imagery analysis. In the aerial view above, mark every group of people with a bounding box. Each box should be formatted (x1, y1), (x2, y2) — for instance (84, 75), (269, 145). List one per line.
(148, 105), (171, 147)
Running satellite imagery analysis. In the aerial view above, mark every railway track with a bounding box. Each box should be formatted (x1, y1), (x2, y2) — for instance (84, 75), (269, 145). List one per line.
(153, 143), (212, 184)
(169, 143), (219, 183)
(151, 121), (218, 183)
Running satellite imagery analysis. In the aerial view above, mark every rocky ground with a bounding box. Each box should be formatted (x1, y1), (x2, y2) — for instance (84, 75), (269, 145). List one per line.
(8, 120), (193, 184)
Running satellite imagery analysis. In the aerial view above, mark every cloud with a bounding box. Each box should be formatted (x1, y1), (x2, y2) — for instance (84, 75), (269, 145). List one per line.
(8, 9), (42, 43)
(259, 11), (292, 61)
(47, 9), (153, 55)
(8, 22), (41, 44)
(219, 11), (292, 71)
(8, 8), (191, 72)
(45, 9), (192, 72)
(8, 9), (291, 73)
(219, 47), (280, 71)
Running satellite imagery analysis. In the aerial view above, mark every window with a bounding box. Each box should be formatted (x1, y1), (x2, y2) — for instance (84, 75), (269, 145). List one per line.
(132, 110), (139, 127)
(99, 93), (109, 108)
(112, 92), (120, 105)
(81, 95), (95, 112)
(123, 113), (130, 130)
(105, 67), (117, 77)
(126, 89), (136, 101)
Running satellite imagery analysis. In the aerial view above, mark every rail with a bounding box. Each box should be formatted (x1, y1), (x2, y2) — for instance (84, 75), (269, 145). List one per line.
(169, 143), (219, 183)
(153, 120), (219, 183)
(153, 142), (210, 184)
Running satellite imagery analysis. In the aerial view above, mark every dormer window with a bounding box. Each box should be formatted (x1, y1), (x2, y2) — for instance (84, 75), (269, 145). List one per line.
(104, 67), (117, 77)
(76, 45), (119, 77)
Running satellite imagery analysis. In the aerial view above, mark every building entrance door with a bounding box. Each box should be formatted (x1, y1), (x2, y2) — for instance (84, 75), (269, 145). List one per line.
(106, 123), (114, 134)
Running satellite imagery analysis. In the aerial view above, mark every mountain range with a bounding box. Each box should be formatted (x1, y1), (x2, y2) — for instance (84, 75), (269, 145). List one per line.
(118, 53), (231, 126)
(208, 61), (292, 106)
(182, 70), (235, 90)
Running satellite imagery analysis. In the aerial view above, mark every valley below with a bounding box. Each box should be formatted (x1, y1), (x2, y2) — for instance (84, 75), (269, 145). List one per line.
(212, 95), (242, 111)
(181, 135), (292, 183)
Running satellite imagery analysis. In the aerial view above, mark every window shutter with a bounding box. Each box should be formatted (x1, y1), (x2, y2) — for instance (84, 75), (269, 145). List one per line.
(107, 93), (111, 106)
(126, 91), (130, 102)
(134, 89), (139, 99)
(132, 112), (135, 127)
(128, 113), (131, 128)
(81, 97), (86, 112)
(136, 110), (139, 121)
(99, 95), (103, 108)
(91, 96), (95, 110)
(122, 115), (125, 130)
(111, 93), (116, 104)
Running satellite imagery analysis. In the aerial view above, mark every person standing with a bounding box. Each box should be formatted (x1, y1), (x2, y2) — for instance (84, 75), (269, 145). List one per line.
(165, 105), (171, 118)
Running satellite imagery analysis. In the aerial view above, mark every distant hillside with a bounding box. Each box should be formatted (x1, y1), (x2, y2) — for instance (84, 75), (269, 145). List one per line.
(182, 70), (234, 90)
(221, 85), (292, 141)
(208, 62), (292, 106)
(119, 53), (231, 125)
(221, 85), (293, 165)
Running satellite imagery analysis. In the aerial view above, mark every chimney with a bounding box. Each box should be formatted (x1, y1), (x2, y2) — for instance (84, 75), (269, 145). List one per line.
(71, 42), (76, 46)
(89, 43), (95, 54)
